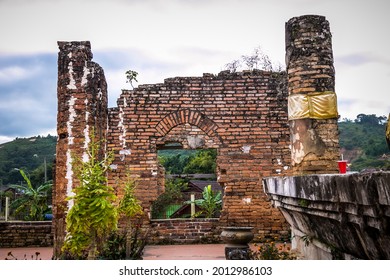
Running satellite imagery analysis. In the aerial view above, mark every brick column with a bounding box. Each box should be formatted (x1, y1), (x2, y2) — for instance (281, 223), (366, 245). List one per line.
(285, 15), (340, 174)
(54, 41), (108, 258)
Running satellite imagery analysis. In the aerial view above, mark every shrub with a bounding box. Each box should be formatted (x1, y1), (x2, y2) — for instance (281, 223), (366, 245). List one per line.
(250, 239), (298, 260)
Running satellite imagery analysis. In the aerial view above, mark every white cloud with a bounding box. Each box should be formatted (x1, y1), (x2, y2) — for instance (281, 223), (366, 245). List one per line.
(0, 135), (14, 145)
(335, 60), (390, 120)
(0, 96), (41, 110)
(0, 65), (41, 83)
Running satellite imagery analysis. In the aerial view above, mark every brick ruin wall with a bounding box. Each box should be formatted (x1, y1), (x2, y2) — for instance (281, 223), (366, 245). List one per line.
(53, 15), (340, 253)
(149, 219), (221, 244)
(0, 222), (53, 248)
(107, 70), (292, 239)
(54, 41), (108, 256)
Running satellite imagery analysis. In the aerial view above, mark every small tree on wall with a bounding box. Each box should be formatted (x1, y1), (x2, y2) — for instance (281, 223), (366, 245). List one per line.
(125, 70), (138, 89)
(62, 133), (118, 259)
(224, 46), (284, 72)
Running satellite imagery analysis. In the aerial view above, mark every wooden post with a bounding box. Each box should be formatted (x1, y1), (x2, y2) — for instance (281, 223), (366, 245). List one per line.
(191, 194), (195, 217)
(5, 196), (9, 222)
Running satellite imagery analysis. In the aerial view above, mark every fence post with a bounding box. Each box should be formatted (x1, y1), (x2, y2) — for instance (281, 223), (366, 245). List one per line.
(191, 194), (195, 217)
(5, 196), (9, 222)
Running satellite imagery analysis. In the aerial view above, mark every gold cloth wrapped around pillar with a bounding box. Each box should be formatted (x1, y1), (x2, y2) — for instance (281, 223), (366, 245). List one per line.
(288, 91), (338, 120)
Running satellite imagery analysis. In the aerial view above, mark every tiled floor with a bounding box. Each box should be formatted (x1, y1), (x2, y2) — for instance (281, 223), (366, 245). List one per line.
(0, 244), (227, 260)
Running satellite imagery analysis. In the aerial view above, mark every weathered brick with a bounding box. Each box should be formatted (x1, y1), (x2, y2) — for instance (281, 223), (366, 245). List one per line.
(54, 15), (340, 254)
(0, 222), (53, 248)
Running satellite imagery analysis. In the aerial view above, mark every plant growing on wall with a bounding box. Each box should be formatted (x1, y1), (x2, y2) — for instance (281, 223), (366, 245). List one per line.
(10, 169), (52, 221)
(224, 46), (284, 72)
(62, 134), (118, 260)
(125, 69), (138, 89)
(224, 59), (242, 73)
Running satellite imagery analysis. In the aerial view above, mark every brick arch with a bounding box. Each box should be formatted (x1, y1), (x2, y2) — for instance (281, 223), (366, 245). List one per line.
(155, 109), (220, 139)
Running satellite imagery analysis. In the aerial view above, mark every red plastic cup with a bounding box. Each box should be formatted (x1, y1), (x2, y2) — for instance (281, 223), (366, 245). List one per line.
(337, 160), (348, 174)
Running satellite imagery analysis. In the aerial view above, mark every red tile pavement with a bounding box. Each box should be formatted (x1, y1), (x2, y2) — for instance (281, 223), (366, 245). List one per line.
(143, 244), (226, 260)
(0, 247), (54, 260)
(0, 244), (227, 260)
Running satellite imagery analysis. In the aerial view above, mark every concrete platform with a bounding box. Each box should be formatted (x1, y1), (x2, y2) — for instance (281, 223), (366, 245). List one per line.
(0, 244), (226, 260)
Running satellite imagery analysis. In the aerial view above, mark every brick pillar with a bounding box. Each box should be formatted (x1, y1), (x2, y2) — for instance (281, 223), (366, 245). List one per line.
(285, 15), (340, 174)
(53, 41), (108, 258)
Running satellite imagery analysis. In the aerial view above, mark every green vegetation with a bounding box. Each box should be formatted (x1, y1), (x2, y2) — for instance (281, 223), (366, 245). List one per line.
(0, 135), (56, 186)
(117, 176), (145, 259)
(183, 150), (217, 174)
(158, 149), (217, 175)
(61, 133), (146, 260)
(10, 169), (52, 221)
(98, 226), (147, 260)
(151, 178), (188, 219)
(118, 176), (143, 219)
(339, 114), (389, 171)
(152, 149), (218, 219)
(158, 151), (194, 174)
(98, 179), (147, 260)
(125, 69), (138, 89)
(62, 135), (118, 259)
(189, 184), (222, 218)
(250, 238), (298, 260)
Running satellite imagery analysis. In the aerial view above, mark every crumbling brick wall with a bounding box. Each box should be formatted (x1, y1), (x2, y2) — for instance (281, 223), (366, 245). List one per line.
(149, 219), (221, 244)
(0, 221), (53, 248)
(54, 15), (340, 255)
(107, 70), (291, 239)
(54, 41), (108, 257)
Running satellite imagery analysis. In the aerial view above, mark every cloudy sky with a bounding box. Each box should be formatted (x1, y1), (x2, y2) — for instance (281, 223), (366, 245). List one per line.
(0, 0), (389, 144)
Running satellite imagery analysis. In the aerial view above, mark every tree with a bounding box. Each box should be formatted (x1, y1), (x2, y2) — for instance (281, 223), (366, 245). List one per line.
(225, 46), (285, 73)
(225, 59), (242, 73)
(151, 178), (188, 219)
(118, 175), (144, 259)
(62, 134), (117, 259)
(125, 70), (138, 89)
(159, 153), (192, 174)
(183, 149), (217, 174)
(190, 185), (222, 218)
(355, 114), (382, 125)
(10, 169), (52, 221)
(0, 135), (56, 185)
(341, 117), (353, 123)
(118, 176), (143, 220)
(339, 114), (389, 171)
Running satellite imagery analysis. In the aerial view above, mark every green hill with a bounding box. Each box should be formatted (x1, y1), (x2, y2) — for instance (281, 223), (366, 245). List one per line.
(0, 135), (56, 186)
(339, 114), (389, 171)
